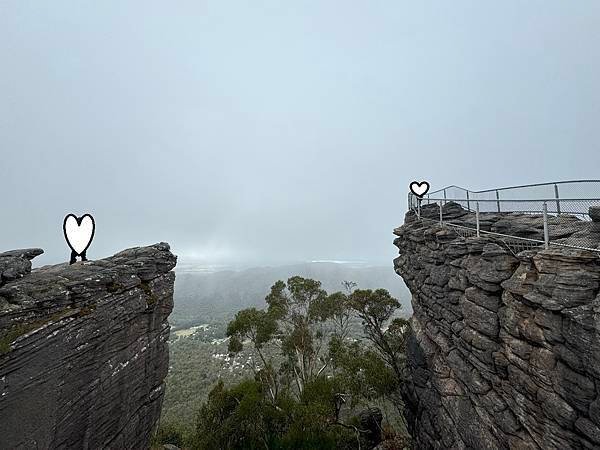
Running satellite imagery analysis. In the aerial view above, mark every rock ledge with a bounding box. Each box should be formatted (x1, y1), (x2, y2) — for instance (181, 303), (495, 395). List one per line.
(0, 243), (176, 449)
(394, 206), (600, 449)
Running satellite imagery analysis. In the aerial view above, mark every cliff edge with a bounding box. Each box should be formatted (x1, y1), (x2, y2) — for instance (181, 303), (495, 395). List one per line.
(0, 243), (177, 449)
(394, 204), (600, 449)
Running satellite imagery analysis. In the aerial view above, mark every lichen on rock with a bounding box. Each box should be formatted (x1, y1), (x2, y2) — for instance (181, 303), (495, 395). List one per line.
(0, 243), (176, 449)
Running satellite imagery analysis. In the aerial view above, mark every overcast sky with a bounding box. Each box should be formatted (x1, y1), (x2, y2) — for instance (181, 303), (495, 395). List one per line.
(1, 1), (599, 267)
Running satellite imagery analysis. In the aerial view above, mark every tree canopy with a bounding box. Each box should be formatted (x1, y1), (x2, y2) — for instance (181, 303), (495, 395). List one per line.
(158, 277), (411, 449)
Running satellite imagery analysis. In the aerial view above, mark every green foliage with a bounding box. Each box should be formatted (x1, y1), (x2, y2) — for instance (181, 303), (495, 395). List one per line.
(329, 337), (398, 405)
(264, 280), (288, 320)
(191, 379), (288, 449)
(151, 421), (189, 448)
(183, 277), (411, 449)
(348, 289), (411, 379)
(191, 377), (359, 450)
(160, 277), (412, 449)
(227, 334), (243, 353)
(348, 288), (400, 327)
(161, 327), (256, 425)
(226, 307), (277, 353)
(265, 276), (328, 323)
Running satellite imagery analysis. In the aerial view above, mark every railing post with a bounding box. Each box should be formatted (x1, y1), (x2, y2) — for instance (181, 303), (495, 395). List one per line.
(496, 190), (501, 212)
(476, 202), (480, 237)
(543, 202), (549, 249)
(554, 183), (561, 214)
(427, 193), (430, 205)
(443, 189), (447, 205)
(417, 198), (421, 219)
(439, 202), (443, 225)
(466, 191), (470, 211)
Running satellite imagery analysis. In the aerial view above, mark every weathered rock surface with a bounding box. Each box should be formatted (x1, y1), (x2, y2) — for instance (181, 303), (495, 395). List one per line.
(0, 248), (44, 286)
(394, 204), (600, 449)
(0, 243), (177, 449)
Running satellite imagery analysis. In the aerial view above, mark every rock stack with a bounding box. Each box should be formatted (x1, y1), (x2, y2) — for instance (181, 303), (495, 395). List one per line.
(0, 243), (177, 449)
(394, 205), (600, 449)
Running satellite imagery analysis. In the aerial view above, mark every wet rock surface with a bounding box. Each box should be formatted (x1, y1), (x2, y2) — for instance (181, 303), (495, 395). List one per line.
(0, 243), (176, 449)
(394, 206), (600, 449)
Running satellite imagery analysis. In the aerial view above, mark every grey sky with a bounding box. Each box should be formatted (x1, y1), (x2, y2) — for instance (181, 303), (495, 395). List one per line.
(1, 1), (599, 267)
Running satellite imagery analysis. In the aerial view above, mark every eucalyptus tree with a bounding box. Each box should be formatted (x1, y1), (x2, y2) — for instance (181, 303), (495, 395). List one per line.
(195, 277), (413, 449)
(226, 277), (410, 399)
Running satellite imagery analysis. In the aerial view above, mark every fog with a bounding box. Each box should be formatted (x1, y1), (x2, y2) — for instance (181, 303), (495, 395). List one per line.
(1, 1), (599, 267)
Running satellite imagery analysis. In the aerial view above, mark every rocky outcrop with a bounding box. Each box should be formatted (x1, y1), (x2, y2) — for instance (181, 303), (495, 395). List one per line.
(394, 204), (600, 449)
(0, 243), (177, 449)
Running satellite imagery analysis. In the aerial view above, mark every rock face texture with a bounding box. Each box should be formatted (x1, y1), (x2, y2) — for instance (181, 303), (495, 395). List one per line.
(394, 204), (600, 449)
(0, 243), (176, 449)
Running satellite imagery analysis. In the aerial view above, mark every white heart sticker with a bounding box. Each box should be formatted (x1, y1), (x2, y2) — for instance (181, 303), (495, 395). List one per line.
(63, 214), (95, 255)
(409, 181), (430, 198)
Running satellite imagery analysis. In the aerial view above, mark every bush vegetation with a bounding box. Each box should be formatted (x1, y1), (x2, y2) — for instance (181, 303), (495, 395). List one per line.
(154, 277), (411, 449)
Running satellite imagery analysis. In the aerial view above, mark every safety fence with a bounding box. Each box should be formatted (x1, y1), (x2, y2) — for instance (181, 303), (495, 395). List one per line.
(408, 180), (600, 254)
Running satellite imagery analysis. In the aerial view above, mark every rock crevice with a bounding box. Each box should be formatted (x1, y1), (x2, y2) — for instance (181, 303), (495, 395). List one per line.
(0, 243), (176, 449)
(394, 204), (600, 449)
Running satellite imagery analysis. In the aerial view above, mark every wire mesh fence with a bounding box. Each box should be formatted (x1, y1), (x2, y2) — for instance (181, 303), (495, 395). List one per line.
(408, 181), (600, 254)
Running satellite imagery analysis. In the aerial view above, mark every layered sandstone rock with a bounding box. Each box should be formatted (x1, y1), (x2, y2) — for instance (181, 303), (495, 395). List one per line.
(0, 243), (176, 449)
(394, 203), (600, 449)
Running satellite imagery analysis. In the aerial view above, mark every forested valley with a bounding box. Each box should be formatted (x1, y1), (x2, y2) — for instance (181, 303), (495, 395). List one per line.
(154, 263), (412, 449)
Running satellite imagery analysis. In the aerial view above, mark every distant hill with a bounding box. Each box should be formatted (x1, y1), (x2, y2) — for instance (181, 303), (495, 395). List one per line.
(171, 262), (411, 328)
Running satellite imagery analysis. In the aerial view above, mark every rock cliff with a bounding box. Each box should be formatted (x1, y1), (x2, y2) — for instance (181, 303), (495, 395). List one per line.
(0, 243), (177, 449)
(394, 204), (600, 449)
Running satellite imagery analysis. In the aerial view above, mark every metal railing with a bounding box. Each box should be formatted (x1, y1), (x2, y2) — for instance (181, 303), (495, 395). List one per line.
(408, 180), (600, 254)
